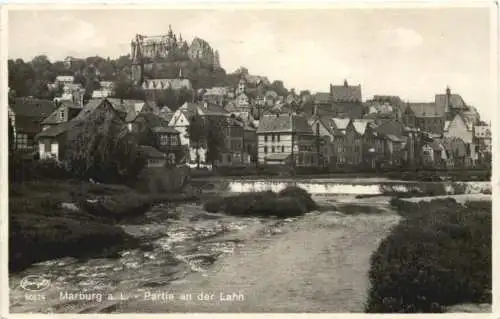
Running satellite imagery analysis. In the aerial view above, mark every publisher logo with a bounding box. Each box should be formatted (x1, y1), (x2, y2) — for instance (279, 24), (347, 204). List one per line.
(20, 275), (50, 292)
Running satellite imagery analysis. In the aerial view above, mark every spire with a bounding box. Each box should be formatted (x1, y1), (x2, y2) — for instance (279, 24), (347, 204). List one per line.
(179, 33), (183, 42)
(446, 85), (451, 95)
(168, 24), (173, 38)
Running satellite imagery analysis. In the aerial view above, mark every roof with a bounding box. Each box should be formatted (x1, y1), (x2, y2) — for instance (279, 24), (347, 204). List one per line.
(314, 92), (331, 104)
(385, 134), (403, 142)
(151, 126), (179, 134)
(36, 121), (75, 138)
(142, 78), (193, 91)
(331, 118), (350, 131)
(204, 87), (228, 96)
(373, 119), (405, 138)
(435, 93), (467, 110)
(332, 102), (364, 118)
(137, 145), (166, 159)
(41, 105), (82, 125)
(257, 114), (313, 134)
(408, 102), (444, 117)
(331, 82), (362, 102)
(10, 98), (57, 118)
(352, 119), (370, 135)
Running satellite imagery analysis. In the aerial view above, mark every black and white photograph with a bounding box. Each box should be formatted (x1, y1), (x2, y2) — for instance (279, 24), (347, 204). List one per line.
(4, 3), (495, 314)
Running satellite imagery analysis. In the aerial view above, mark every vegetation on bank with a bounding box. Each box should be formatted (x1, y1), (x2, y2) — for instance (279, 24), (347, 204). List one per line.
(366, 198), (491, 313)
(203, 186), (318, 217)
(9, 177), (197, 273)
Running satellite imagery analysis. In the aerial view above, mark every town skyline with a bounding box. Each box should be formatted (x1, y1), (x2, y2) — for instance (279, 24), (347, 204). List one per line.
(8, 6), (495, 120)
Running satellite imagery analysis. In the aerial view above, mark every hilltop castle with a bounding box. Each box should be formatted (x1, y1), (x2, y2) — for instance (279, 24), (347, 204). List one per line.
(131, 25), (221, 85)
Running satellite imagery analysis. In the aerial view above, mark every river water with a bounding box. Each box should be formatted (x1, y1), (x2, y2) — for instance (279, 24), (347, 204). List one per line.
(9, 180), (490, 313)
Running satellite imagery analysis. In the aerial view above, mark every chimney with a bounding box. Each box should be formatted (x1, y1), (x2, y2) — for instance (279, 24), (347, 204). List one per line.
(344, 79), (348, 87)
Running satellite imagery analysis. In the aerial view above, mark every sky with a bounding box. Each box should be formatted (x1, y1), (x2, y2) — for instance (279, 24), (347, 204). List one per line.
(7, 5), (496, 120)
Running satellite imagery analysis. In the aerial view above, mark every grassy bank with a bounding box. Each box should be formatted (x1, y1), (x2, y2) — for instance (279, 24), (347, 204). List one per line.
(203, 186), (318, 217)
(9, 179), (198, 273)
(366, 198), (491, 313)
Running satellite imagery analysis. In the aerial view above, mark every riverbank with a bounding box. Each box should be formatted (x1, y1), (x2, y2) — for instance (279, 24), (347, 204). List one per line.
(9, 179), (198, 272)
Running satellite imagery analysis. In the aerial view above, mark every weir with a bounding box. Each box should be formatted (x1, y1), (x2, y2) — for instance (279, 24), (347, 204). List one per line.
(222, 179), (491, 196)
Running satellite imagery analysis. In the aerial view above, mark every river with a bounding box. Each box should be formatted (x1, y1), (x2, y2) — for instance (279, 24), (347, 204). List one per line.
(9, 179), (490, 313)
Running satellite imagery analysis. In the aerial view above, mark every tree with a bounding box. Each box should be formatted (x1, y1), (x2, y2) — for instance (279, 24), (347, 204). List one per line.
(64, 107), (144, 183)
(205, 117), (226, 165)
(270, 80), (288, 97)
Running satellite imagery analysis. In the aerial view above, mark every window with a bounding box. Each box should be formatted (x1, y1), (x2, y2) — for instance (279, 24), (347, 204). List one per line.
(264, 135), (268, 142)
(264, 146), (268, 153)
(281, 145), (285, 152)
(160, 135), (169, 145)
(272, 134), (275, 142)
(277, 134), (281, 142)
(169, 135), (178, 145)
(271, 146), (275, 153)
(59, 109), (65, 121)
(16, 133), (28, 150)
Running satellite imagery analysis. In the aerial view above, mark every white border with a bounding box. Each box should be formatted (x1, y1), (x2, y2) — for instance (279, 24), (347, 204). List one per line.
(1, 1), (498, 318)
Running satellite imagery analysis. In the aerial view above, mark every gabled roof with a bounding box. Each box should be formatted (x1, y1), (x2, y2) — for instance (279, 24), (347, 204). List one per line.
(408, 102), (444, 118)
(10, 98), (57, 118)
(37, 99), (118, 139)
(331, 82), (362, 102)
(257, 114), (312, 134)
(333, 101), (364, 118)
(41, 104), (82, 125)
(352, 119), (370, 135)
(331, 118), (350, 131)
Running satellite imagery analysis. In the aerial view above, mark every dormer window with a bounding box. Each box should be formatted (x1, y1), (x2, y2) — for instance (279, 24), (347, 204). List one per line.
(59, 109), (65, 120)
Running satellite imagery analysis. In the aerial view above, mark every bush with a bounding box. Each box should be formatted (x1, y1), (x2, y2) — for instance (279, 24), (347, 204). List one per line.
(366, 198), (491, 313)
(278, 186), (318, 211)
(203, 187), (316, 217)
(78, 192), (152, 220)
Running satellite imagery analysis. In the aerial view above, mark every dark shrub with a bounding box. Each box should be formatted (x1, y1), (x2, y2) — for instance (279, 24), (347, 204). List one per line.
(366, 199), (491, 313)
(78, 192), (152, 220)
(203, 187), (315, 217)
(278, 186), (318, 211)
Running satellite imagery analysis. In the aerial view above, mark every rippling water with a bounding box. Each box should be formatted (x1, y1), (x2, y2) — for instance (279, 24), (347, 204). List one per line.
(9, 200), (302, 313)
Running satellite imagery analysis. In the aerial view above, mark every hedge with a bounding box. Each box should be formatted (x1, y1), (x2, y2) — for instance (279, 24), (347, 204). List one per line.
(366, 198), (491, 312)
